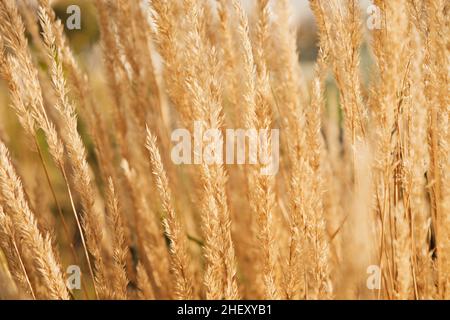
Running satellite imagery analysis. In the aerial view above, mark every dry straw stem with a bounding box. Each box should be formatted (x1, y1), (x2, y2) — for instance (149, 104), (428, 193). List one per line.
(247, 0), (281, 300)
(404, 0), (433, 297)
(121, 158), (171, 299)
(225, 0), (261, 297)
(0, 205), (35, 299)
(370, 0), (415, 298)
(38, 7), (109, 299)
(105, 177), (129, 300)
(0, 0), (64, 165)
(0, 141), (69, 299)
(37, 0), (116, 183)
(146, 129), (194, 300)
(150, 0), (197, 124)
(311, 0), (375, 298)
(312, 0), (366, 151)
(0, 3), (91, 299)
(420, 0), (450, 298)
(260, 0), (310, 299)
(94, 0), (129, 158)
(95, 2), (167, 264)
(215, 0), (240, 121)
(108, 0), (168, 175)
(136, 262), (156, 300)
(152, 0), (239, 300)
(305, 51), (332, 299)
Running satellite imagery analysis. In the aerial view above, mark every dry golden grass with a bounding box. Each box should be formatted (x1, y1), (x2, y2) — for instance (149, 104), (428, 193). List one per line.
(0, 0), (448, 300)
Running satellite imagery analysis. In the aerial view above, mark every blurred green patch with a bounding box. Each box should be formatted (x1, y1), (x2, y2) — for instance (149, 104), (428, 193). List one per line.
(53, 0), (100, 53)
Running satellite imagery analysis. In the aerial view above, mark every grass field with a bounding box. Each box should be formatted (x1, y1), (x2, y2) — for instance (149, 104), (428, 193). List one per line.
(0, 0), (448, 300)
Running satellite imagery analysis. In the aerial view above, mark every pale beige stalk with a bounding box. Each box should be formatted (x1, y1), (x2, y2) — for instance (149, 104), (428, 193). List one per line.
(0, 141), (69, 300)
(146, 129), (194, 300)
